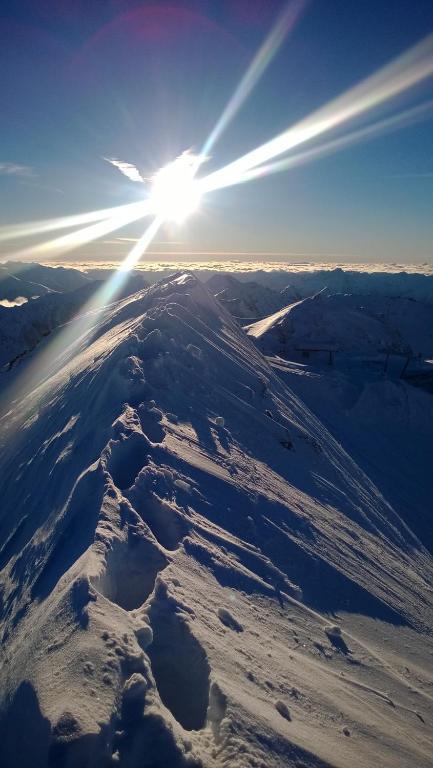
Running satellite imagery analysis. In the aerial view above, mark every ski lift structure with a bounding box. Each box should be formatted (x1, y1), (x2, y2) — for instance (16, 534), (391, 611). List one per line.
(294, 342), (338, 365)
(380, 347), (417, 378)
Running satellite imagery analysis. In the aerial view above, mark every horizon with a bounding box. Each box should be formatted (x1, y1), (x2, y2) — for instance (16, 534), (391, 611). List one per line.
(2, 258), (433, 276)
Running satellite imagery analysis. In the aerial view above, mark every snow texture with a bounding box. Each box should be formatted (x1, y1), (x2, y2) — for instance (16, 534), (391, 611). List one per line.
(0, 269), (432, 767)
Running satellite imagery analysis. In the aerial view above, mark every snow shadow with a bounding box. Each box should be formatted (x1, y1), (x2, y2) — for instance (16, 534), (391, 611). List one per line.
(326, 630), (350, 654)
(0, 514), (28, 573)
(48, 710), (114, 768)
(183, 536), (277, 601)
(92, 533), (168, 611)
(135, 495), (188, 551)
(147, 596), (210, 731)
(189, 412), (219, 452)
(107, 433), (150, 491)
(138, 406), (165, 444)
(31, 467), (104, 602)
(261, 519), (409, 626)
(165, 455), (409, 625)
(255, 724), (334, 768)
(114, 709), (198, 767)
(0, 681), (51, 768)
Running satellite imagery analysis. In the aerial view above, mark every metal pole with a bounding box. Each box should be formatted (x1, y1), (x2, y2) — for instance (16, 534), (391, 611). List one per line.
(400, 355), (411, 379)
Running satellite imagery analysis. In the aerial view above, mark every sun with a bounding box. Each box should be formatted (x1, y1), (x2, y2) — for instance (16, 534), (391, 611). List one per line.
(149, 152), (203, 224)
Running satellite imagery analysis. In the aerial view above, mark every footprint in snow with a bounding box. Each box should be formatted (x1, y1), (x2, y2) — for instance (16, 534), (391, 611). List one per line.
(217, 607), (244, 632)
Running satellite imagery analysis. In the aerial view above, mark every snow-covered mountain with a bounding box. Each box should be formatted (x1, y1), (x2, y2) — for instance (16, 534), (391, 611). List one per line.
(0, 273), (432, 768)
(0, 274), (150, 371)
(279, 284), (301, 304)
(0, 261), (93, 302)
(270, 356), (433, 554)
(0, 282), (101, 369)
(234, 267), (433, 304)
(247, 291), (433, 358)
(206, 274), (285, 319)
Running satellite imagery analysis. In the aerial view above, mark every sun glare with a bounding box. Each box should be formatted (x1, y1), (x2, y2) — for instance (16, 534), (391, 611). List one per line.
(2, 27), (433, 272)
(149, 152), (203, 223)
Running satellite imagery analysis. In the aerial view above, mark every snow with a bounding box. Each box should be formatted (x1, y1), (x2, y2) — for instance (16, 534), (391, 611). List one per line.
(246, 299), (303, 339)
(80, 264), (433, 305)
(217, 607), (244, 633)
(0, 273), (150, 371)
(0, 260), (92, 301)
(0, 282), (99, 369)
(206, 274), (285, 320)
(275, 700), (292, 721)
(247, 291), (433, 359)
(0, 269), (432, 767)
(231, 266), (433, 304)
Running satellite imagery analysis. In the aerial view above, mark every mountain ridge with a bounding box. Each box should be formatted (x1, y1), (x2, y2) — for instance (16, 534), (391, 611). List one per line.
(1, 272), (432, 768)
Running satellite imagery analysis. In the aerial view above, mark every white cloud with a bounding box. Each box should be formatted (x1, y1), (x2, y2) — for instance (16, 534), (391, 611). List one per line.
(0, 162), (34, 178)
(104, 157), (144, 183)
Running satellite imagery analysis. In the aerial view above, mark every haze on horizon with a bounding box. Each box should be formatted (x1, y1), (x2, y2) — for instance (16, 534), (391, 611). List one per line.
(1, 0), (433, 265)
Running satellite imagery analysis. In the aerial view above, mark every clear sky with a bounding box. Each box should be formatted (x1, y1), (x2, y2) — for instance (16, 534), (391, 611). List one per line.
(1, 0), (433, 264)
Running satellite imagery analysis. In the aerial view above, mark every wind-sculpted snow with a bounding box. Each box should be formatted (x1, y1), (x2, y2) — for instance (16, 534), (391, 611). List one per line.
(247, 291), (433, 358)
(0, 273), (432, 767)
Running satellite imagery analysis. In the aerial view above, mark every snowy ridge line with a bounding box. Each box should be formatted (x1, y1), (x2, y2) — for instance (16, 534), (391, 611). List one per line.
(160, 354), (430, 632)
(247, 291), (433, 360)
(0, 271), (432, 767)
(0, 272), (426, 628)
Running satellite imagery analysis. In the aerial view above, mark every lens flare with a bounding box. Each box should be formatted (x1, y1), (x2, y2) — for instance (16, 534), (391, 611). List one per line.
(7, 201), (151, 261)
(201, 0), (306, 157)
(2, 28), (433, 333)
(224, 99), (433, 186)
(201, 33), (433, 195)
(0, 202), (145, 244)
(119, 217), (162, 272)
(3, 27), (433, 443)
(0, 216), (161, 421)
(149, 153), (203, 223)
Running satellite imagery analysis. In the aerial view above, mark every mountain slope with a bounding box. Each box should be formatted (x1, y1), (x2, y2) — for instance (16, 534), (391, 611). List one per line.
(236, 267), (433, 304)
(270, 355), (433, 554)
(0, 273), (432, 768)
(247, 291), (433, 358)
(0, 282), (101, 369)
(207, 273), (284, 320)
(0, 261), (92, 301)
(0, 273), (150, 371)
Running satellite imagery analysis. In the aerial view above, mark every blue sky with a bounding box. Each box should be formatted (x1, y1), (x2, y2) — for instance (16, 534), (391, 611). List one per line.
(1, 0), (433, 263)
